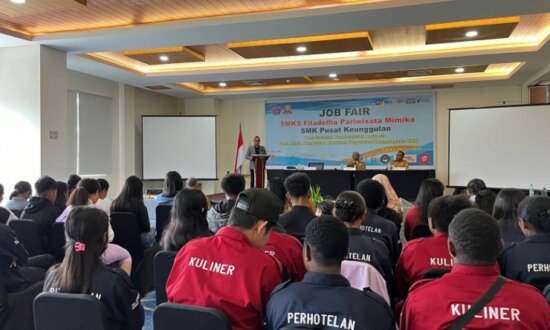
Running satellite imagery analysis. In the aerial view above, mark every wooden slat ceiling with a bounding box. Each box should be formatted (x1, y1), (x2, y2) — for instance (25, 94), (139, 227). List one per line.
(355, 65), (489, 80)
(228, 32), (373, 59)
(0, 0), (411, 35)
(201, 76), (312, 88)
(426, 23), (520, 44)
(123, 46), (204, 65)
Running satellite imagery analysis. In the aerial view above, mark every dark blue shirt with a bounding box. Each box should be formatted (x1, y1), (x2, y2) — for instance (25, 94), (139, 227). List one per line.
(361, 212), (401, 266)
(265, 272), (394, 330)
(500, 234), (550, 291)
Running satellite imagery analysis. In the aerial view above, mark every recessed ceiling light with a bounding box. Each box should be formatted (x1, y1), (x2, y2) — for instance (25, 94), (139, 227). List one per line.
(219, 82), (227, 87)
(455, 67), (465, 73)
(10, 0), (26, 4)
(329, 73), (338, 78)
(286, 79), (291, 83)
(296, 46), (307, 53)
(465, 30), (478, 38)
(333, 78), (340, 81)
(159, 55), (169, 62)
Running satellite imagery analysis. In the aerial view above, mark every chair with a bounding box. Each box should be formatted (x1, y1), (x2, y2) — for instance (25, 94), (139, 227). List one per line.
(154, 250), (177, 305)
(308, 162), (324, 170)
(543, 283), (550, 304)
(421, 268), (451, 279)
(8, 220), (44, 257)
(4, 281), (44, 330)
(411, 224), (432, 239)
(340, 260), (390, 305)
(110, 212), (145, 271)
(11, 209), (23, 218)
(33, 292), (107, 330)
(50, 222), (66, 262)
(155, 205), (172, 242)
(153, 303), (231, 330)
(525, 276), (550, 292)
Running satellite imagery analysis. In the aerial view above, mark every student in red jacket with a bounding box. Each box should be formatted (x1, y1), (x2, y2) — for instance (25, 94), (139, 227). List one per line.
(166, 189), (283, 330)
(401, 209), (550, 329)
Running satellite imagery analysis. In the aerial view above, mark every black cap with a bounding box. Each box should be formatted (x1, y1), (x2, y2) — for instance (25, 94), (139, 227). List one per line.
(235, 188), (283, 224)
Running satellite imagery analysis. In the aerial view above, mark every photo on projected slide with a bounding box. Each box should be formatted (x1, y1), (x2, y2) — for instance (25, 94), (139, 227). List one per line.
(265, 93), (435, 168)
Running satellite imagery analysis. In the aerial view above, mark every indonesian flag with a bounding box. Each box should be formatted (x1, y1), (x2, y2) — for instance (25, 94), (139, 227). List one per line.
(234, 124), (245, 173)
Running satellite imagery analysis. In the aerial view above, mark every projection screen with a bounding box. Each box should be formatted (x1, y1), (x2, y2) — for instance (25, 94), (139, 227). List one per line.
(448, 104), (550, 189)
(142, 116), (217, 180)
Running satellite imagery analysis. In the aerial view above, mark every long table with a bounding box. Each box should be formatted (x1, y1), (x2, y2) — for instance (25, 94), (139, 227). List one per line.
(267, 169), (435, 201)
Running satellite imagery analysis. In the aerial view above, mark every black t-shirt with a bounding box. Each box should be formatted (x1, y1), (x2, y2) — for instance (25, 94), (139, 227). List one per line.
(44, 266), (144, 330)
(279, 206), (316, 236)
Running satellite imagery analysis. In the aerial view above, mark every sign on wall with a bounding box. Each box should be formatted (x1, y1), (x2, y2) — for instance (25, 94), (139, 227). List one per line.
(265, 93), (435, 168)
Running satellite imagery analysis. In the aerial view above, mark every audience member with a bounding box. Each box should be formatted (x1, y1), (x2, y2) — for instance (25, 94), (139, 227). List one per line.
(334, 191), (394, 297)
(207, 173), (245, 232)
(185, 177), (202, 190)
(21, 176), (61, 245)
(155, 171), (183, 206)
(466, 178), (487, 203)
(67, 174), (81, 197)
(0, 184), (18, 224)
(166, 189), (283, 330)
(44, 207), (144, 330)
(356, 179), (400, 266)
(315, 197), (335, 216)
(377, 195), (402, 232)
(267, 177), (290, 213)
(0, 221), (54, 327)
(401, 208), (550, 329)
(500, 196), (550, 291)
(396, 195), (471, 298)
(111, 176), (154, 247)
(493, 188), (526, 244)
(96, 178), (112, 215)
(404, 178), (444, 240)
(373, 174), (402, 215)
(265, 215), (394, 330)
(279, 173), (315, 236)
(5, 181), (32, 212)
(54, 181), (68, 211)
(160, 188), (212, 252)
(474, 189), (497, 214)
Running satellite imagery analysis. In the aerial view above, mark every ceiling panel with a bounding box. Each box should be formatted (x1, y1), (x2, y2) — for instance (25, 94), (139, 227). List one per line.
(0, 0), (86, 18)
(201, 76), (312, 88)
(426, 22), (519, 44)
(123, 46), (204, 65)
(354, 64), (489, 80)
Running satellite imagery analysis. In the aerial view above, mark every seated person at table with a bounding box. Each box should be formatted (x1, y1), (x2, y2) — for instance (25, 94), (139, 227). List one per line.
(207, 173), (245, 233)
(396, 195), (471, 298)
(400, 209), (550, 329)
(279, 173), (316, 236)
(390, 150), (409, 169)
(265, 215), (394, 330)
(167, 189), (283, 330)
(347, 151), (366, 170)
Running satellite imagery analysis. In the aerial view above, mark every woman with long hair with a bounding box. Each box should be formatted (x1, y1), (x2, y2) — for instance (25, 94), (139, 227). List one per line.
(44, 207), (144, 329)
(160, 189), (212, 251)
(156, 171), (183, 206)
(54, 181), (68, 211)
(5, 181), (32, 212)
(111, 176), (154, 247)
(404, 178), (445, 240)
(493, 188), (526, 244)
(372, 174), (402, 215)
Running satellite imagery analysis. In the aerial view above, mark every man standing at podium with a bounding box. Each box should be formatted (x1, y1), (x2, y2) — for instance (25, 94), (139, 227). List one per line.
(246, 136), (267, 188)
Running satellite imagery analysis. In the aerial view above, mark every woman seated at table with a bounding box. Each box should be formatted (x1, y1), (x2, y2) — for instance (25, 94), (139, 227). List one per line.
(347, 151), (366, 170)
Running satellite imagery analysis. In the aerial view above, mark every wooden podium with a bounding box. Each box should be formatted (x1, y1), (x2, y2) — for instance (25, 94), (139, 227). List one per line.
(252, 154), (270, 188)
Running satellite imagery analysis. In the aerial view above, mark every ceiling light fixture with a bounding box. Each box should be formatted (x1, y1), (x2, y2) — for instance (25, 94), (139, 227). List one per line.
(296, 46), (307, 53)
(159, 55), (169, 62)
(333, 78), (340, 81)
(219, 82), (227, 87)
(286, 80), (291, 83)
(465, 30), (479, 38)
(455, 67), (465, 73)
(10, 0), (26, 3)
(329, 73), (338, 78)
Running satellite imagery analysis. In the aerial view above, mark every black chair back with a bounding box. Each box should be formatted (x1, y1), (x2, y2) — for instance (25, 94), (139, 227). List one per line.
(155, 205), (172, 242)
(33, 292), (107, 330)
(154, 251), (177, 305)
(153, 303), (231, 330)
(544, 283), (550, 304)
(110, 212), (144, 270)
(50, 222), (66, 262)
(8, 220), (44, 256)
(526, 276), (550, 292)
(5, 281), (43, 330)
(11, 209), (23, 218)
(421, 268), (451, 279)
(411, 224), (433, 239)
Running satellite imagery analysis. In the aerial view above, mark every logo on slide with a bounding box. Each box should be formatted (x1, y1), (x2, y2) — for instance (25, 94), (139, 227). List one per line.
(272, 106), (282, 115)
(419, 153), (431, 164)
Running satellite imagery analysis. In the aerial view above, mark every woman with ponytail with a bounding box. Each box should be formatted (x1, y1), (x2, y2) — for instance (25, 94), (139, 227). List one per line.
(44, 207), (144, 330)
(500, 196), (550, 291)
(5, 181), (32, 212)
(334, 191), (394, 297)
